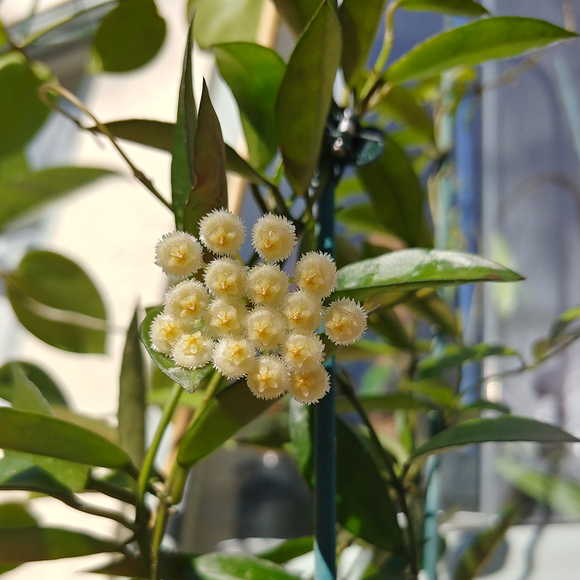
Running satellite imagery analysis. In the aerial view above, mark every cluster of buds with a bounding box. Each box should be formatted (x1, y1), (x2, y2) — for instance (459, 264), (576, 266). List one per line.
(150, 209), (367, 404)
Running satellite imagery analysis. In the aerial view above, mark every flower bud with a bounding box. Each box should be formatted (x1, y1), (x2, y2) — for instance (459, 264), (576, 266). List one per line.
(282, 290), (322, 333)
(155, 231), (203, 278)
(213, 337), (255, 379)
(171, 331), (213, 369)
(247, 355), (290, 399)
(289, 366), (330, 404)
(199, 209), (245, 255)
(205, 258), (247, 299)
(164, 280), (210, 326)
(324, 298), (367, 345)
(295, 251), (337, 298)
(246, 307), (287, 351)
(206, 298), (247, 336)
(246, 263), (289, 306)
(150, 313), (184, 355)
(252, 214), (296, 262)
(283, 333), (325, 372)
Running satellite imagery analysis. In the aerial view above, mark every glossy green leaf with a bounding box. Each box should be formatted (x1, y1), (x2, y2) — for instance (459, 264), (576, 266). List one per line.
(0, 165), (113, 231)
(140, 306), (214, 393)
(119, 308), (146, 467)
(194, 552), (300, 580)
(178, 380), (276, 468)
(454, 506), (518, 580)
(0, 53), (52, 159)
(0, 526), (119, 563)
(357, 135), (424, 246)
(409, 416), (579, 462)
(187, 0), (264, 49)
(172, 20), (197, 230)
(6, 251), (107, 353)
(214, 42), (285, 169)
(0, 407), (134, 471)
(418, 343), (519, 379)
(257, 536), (313, 564)
(183, 81), (228, 236)
(94, 0), (166, 72)
(387, 17), (578, 84)
(0, 361), (67, 407)
(336, 392), (434, 413)
(496, 458), (580, 517)
(332, 248), (523, 305)
(339, 0), (387, 85)
(399, 0), (489, 17)
(275, 1), (341, 194)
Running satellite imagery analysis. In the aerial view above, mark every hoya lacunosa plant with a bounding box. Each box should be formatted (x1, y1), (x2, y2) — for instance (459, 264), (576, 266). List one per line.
(151, 209), (367, 404)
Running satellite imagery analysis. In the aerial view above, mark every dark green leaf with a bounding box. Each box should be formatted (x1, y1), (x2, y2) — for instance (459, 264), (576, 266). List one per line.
(51, 406), (118, 445)
(94, 0), (166, 72)
(408, 379), (455, 406)
(194, 552), (300, 580)
(407, 291), (459, 337)
(8, 363), (53, 415)
(172, 20), (197, 230)
(549, 305), (580, 340)
(418, 344), (518, 379)
(0, 53), (52, 159)
(257, 536), (313, 564)
(0, 361), (67, 407)
(140, 306), (214, 393)
(0, 526), (119, 563)
(337, 203), (392, 237)
(187, 0), (264, 49)
(332, 248), (523, 306)
(214, 43), (285, 169)
(496, 458), (580, 517)
(0, 165), (114, 231)
(387, 17), (578, 84)
(6, 251), (107, 353)
(272, 0), (319, 37)
(0, 502), (37, 529)
(275, 1), (341, 194)
(0, 407), (134, 471)
(399, 0), (489, 17)
(183, 81), (228, 236)
(119, 308), (147, 467)
(339, 0), (387, 85)
(409, 416), (579, 462)
(368, 307), (413, 350)
(459, 400), (511, 414)
(288, 399), (314, 479)
(454, 506), (518, 580)
(336, 392), (434, 413)
(177, 380), (276, 468)
(357, 135), (425, 246)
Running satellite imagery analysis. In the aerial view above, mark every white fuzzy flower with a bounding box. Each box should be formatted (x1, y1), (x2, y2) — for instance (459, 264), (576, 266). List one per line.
(164, 280), (210, 326)
(246, 263), (289, 306)
(206, 298), (247, 336)
(283, 333), (325, 372)
(282, 290), (322, 333)
(247, 355), (290, 399)
(289, 366), (331, 404)
(171, 331), (213, 369)
(155, 231), (203, 278)
(246, 307), (287, 351)
(295, 252), (338, 298)
(199, 209), (246, 255)
(150, 313), (184, 355)
(213, 337), (255, 379)
(252, 214), (296, 262)
(204, 258), (247, 299)
(324, 298), (367, 345)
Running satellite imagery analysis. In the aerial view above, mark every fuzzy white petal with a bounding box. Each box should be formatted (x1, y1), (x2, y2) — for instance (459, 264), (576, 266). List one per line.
(164, 280), (210, 326)
(247, 355), (290, 399)
(206, 298), (247, 337)
(282, 290), (323, 333)
(245, 307), (287, 351)
(213, 337), (256, 379)
(289, 366), (330, 404)
(150, 313), (184, 355)
(155, 231), (203, 278)
(199, 209), (246, 255)
(246, 263), (289, 306)
(251, 214), (297, 262)
(324, 298), (367, 345)
(295, 251), (337, 298)
(171, 331), (214, 369)
(205, 258), (247, 299)
(283, 333), (325, 372)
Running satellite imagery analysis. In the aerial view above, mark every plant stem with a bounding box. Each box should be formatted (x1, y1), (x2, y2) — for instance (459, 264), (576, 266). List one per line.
(65, 496), (136, 531)
(250, 183), (269, 215)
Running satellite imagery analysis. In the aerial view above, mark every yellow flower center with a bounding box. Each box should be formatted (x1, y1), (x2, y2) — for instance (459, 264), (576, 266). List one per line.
(225, 343), (250, 365)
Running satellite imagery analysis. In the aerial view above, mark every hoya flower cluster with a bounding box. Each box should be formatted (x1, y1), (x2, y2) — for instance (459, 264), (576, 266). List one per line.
(151, 210), (367, 404)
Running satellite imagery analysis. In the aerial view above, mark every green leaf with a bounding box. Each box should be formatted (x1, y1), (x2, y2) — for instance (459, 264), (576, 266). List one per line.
(51, 406), (119, 445)
(272, 0), (319, 37)
(223, 144), (270, 185)
(119, 308), (147, 467)
(0, 53), (52, 159)
(0, 361), (68, 407)
(214, 42), (285, 170)
(177, 380), (276, 468)
(336, 392), (434, 413)
(0, 407), (134, 471)
(257, 536), (313, 564)
(0, 165), (114, 231)
(399, 0), (489, 17)
(0, 526), (119, 563)
(194, 552), (300, 580)
(6, 250), (107, 353)
(386, 17), (578, 84)
(140, 306), (215, 393)
(172, 20), (197, 230)
(549, 305), (580, 340)
(460, 400), (510, 415)
(367, 307), (413, 350)
(453, 506), (518, 580)
(187, 0), (264, 49)
(407, 292), (459, 337)
(0, 502), (37, 529)
(337, 203), (392, 237)
(332, 248), (523, 306)
(94, 0), (166, 72)
(496, 458), (580, 517)
(183, 81), (228, 236)
(275, 0), (341, 194)
(418, 343), (519, 379)
(357, 135), (425, 246)
(409, 416), (579, 463)
(339, 0), (387, 85)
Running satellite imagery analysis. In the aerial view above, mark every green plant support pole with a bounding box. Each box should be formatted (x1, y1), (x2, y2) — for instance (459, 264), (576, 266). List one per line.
(314, 162), (338, 580)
